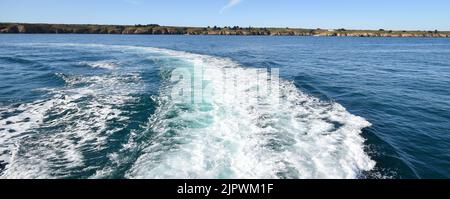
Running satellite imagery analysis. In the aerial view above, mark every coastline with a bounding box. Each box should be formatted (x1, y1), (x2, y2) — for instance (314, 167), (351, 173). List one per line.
(1, 23), (449, 38)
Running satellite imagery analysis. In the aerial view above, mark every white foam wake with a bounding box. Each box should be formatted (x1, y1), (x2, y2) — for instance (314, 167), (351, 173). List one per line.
(0, 43), (376, 179)
(0, 73), (142, 179)
(124, 47), (376, 179)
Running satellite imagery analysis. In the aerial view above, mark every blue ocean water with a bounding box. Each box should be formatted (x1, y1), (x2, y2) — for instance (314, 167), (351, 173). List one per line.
(0, 34), (449, 179)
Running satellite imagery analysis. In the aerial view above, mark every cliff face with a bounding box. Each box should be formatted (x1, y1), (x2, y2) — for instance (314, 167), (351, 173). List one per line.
(1, 23), (449, 38)
(312, 29), (449, 38)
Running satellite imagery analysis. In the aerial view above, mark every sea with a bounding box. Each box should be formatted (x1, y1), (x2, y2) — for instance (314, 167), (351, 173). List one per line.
(0, 34), (449, 179)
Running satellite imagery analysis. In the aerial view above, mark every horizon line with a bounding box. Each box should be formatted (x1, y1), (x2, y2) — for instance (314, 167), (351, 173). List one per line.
(1, 21), (449, 32)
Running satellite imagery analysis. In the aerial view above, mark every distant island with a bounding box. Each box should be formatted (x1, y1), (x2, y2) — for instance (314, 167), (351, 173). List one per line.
(1, 23), (449, 38)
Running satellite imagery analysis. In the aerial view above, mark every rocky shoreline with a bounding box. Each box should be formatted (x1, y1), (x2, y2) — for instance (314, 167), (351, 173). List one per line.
(1, 23), (449, 38)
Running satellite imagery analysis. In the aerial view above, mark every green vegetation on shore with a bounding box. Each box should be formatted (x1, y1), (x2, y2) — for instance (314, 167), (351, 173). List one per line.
(1, 23), (449, 37)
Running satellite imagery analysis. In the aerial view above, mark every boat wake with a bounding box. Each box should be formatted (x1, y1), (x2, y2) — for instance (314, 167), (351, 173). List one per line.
(0, 43), (375, 179)
(125, 46), (375, 179)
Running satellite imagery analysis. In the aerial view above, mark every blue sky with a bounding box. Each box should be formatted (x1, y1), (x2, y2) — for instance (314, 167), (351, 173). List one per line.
(1, 0), (450, 30)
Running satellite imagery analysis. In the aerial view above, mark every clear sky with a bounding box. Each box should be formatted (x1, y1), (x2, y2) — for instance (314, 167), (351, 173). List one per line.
(1, 0), (450, 30)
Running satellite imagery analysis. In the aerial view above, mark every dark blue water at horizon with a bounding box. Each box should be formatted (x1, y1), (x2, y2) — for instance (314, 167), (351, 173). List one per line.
(0, 35), (449, 179)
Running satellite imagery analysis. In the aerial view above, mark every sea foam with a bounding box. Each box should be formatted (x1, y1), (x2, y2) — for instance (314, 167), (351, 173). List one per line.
(124, 46), (376, 179)
(0, 72), (142, 178)
(0, 43), (375, 179)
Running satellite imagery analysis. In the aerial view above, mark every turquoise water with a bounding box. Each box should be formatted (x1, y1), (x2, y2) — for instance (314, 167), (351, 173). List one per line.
(0, 35), (449, 179)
